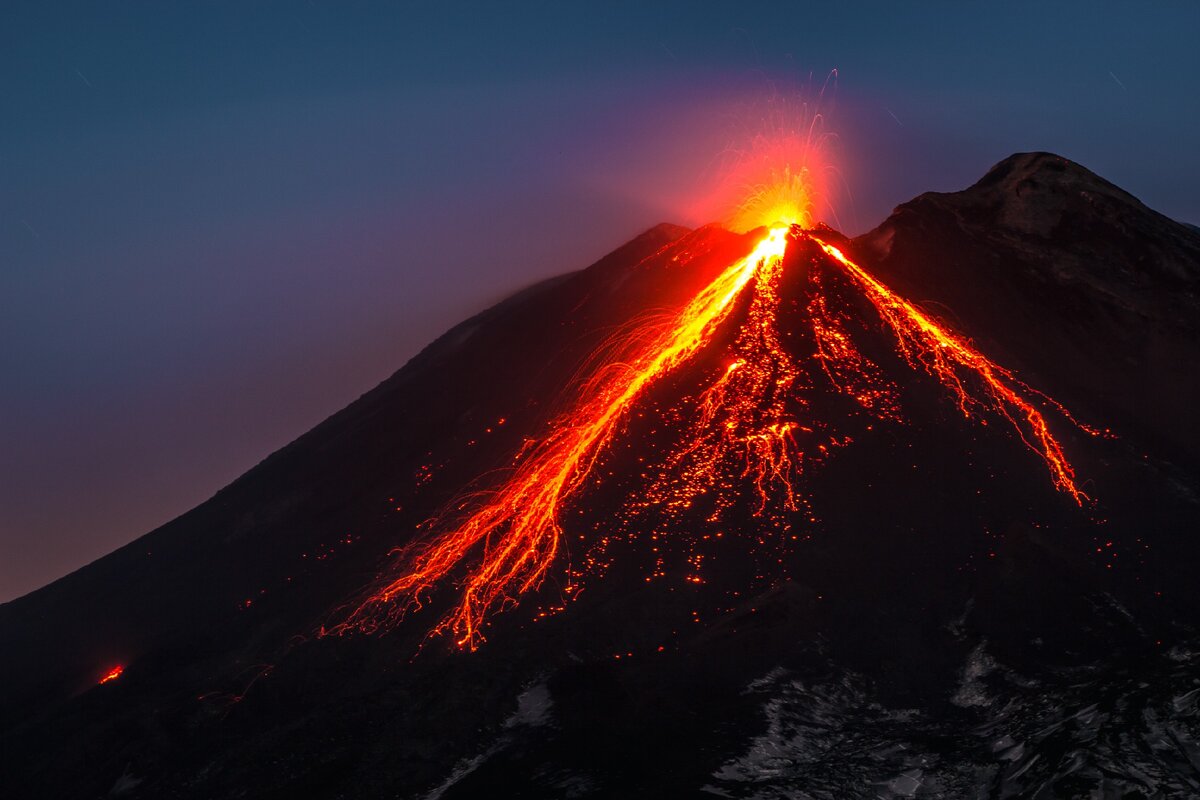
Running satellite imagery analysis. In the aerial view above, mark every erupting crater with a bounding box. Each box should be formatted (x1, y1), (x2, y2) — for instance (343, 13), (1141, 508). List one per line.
(330, 208), (1099, 650)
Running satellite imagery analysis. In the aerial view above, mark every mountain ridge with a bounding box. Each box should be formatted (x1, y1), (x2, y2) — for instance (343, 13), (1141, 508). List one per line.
(855, 150), (1200, 466)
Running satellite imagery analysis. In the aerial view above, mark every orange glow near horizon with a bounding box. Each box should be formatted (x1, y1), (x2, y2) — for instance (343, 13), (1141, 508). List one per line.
(99, 665), (124, 684)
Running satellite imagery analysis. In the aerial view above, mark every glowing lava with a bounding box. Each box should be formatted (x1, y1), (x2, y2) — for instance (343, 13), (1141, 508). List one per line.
(814, 240), (1089, 504)
(635, 230), (808, 521)
(98, 665), (124, 684)
(337, 217), (1095, 649)
(731, 163), (819, 231)
(709, 86), (839, 233)
(334, 228), (792, 648)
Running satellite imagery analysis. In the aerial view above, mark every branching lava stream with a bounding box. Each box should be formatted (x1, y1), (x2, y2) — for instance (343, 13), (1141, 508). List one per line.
(333, 225), (1095, 649)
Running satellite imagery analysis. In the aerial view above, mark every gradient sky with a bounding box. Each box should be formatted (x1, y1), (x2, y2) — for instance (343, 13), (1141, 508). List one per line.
(3, 1), (1197, 602)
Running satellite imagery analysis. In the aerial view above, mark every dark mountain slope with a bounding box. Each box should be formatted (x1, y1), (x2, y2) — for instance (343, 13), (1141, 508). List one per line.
(855, 151), (1200, 466)
(0, 221), (703, 717)
(3, 158), (1200, 799)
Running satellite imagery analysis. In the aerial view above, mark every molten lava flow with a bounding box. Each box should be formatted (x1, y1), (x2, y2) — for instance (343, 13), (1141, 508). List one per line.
(812, 238), (1088, 504)
(335, 228), (792, 648)
(807, 264), (902, 421)
(636, 235), (808, 521)
(99, 666), (124, 684)
(338, 219), (1096, 649)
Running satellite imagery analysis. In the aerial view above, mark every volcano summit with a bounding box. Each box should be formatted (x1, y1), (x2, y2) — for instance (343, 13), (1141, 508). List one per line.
(3, 153), (1200, 798)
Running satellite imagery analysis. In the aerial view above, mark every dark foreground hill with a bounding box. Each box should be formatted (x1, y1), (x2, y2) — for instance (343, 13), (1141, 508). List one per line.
(3, 154), (1200, 799)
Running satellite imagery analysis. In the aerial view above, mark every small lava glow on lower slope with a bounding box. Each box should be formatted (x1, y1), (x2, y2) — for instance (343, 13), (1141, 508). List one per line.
(98, 665), (124, 684)
(331, 150), (1100, 651)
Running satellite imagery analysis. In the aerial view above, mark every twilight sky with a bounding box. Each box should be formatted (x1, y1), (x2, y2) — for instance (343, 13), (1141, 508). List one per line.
(2, 1), (1197, 602)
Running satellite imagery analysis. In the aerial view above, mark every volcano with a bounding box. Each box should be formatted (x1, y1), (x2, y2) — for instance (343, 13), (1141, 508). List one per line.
(3, 153), (1200, 798)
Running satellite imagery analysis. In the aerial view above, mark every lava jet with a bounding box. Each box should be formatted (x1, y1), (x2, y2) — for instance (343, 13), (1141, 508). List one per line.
(2, 153), (1199, 799)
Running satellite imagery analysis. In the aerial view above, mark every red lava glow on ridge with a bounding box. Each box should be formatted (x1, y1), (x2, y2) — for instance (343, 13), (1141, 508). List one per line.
(99, 665), (124, 684)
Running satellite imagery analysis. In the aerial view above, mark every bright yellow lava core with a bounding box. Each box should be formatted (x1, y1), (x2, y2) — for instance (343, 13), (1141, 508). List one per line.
(728, 164), (818, 232)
